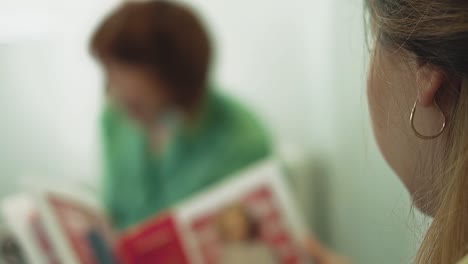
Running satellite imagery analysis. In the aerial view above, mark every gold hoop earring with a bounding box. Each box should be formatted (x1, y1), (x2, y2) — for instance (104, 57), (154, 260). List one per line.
(410, 100), (446, 140)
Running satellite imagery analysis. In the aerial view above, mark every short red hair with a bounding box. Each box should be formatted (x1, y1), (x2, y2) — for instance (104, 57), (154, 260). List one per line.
(91, 0), (212, 112)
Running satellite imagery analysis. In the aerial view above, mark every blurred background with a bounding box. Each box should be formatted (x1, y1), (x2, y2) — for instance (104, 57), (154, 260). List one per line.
(0, 0), (428, 263)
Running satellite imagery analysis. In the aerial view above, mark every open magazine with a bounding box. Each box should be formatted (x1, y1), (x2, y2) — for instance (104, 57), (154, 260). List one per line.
(1, 160), (310, 264)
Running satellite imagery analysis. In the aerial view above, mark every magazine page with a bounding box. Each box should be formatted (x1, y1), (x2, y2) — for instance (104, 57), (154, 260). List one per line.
(32, 184), (117, 264)
(175, 160), (309, 264)
(117, 159), (311, 264)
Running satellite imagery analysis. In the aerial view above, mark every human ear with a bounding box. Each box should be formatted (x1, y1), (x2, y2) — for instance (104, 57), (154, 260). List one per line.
(416, 66), (445, 107)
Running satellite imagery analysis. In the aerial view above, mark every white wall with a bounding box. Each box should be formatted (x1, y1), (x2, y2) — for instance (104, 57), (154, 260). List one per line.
(0, 0), (117, 191)
(181, 0), (337, 150)
(0, 0), (427, 263)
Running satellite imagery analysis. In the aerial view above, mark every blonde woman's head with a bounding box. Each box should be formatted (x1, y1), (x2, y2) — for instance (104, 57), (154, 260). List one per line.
(366, 0), (468, 263)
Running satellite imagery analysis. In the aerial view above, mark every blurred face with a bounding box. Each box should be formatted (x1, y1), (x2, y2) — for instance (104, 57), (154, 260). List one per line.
(106, 63), (170, 126)
(367, 43), (447, 215)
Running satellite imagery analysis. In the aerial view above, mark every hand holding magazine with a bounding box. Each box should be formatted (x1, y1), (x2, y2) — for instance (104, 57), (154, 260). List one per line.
(1, 160), (311, 264)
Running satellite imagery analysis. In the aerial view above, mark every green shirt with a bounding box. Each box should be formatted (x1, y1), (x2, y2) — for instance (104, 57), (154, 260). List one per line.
(101, 91), (272, 230)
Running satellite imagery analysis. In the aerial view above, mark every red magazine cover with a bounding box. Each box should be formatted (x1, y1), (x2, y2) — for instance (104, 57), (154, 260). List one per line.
(117, 214), (190, 264)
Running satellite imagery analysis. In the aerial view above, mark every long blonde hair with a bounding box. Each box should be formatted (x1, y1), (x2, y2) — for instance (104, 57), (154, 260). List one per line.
(367, 0), (468, 263)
